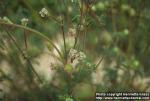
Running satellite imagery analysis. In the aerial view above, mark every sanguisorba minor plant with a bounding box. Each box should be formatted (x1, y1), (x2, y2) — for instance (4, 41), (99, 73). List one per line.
(0, 0), (105, 101)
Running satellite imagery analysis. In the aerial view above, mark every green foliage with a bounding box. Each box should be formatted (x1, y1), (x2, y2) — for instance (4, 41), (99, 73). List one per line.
(0, 0), (150, 101)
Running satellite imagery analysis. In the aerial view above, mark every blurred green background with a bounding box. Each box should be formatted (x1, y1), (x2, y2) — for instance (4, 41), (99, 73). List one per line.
(0, 0), (150, 101)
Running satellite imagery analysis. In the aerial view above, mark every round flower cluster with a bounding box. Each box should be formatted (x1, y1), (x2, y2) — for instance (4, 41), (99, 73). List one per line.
(1, 16), (13, 24)
(68, 48), (86, 68)
(39, 8), (49, 18)
(21, 18), (29, 26)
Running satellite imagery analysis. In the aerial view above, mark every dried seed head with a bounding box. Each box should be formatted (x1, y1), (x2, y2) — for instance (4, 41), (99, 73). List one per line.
(21, 18), (29, 26)
(39, 8), (49, 18)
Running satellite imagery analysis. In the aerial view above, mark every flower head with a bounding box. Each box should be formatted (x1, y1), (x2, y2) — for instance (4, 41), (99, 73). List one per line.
(3, 16), (13, 24)
(39, 8), (49, 17)
(68, 48), (86, 68)
(69, 48), (78, 57)
(21, 18), (29, 26)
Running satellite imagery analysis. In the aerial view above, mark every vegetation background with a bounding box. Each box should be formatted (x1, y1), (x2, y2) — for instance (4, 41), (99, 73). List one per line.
(0, 0), (150, 101)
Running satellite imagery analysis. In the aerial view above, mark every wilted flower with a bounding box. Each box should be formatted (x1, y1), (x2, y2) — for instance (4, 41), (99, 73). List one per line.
(21, 18), (29, 26)
(39, 8), (49, 17)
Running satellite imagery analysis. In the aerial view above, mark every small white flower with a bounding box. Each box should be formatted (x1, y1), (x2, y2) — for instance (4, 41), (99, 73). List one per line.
(39, 8), (49, 17)
(21, 18), (29, 26)
(3, 16), (13, 24)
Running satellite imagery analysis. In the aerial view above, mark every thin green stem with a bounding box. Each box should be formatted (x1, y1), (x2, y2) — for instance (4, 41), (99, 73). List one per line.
(0, 20), (63, 59)
(5, 31), (43, 83)
(87, 5), (106, 30)
(95, 56), (104, 68)
(82, 4), (89, 51)
(60, 19), (67, 63)
(73, 0), (84, 49)
(48, 15), (60, 23)
(23, 30), (28, 50)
